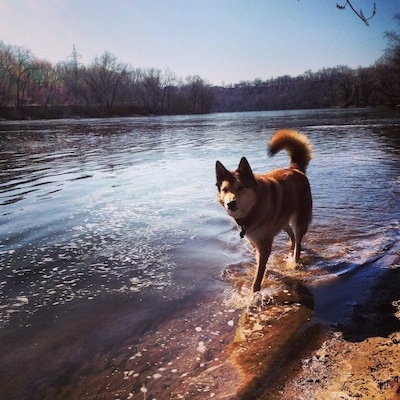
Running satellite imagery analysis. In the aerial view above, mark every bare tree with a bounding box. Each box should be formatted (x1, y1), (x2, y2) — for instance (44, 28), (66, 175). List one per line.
(140, 68), (163, 112)
(58, 61), (83, 105)
(83, 51), (127, 111)
(0, 42), (14, 105)
(31, 60), (63, 108)
(184, 75), (213, 113)
(11, 46), (37, 108)
(135, 68), (177, 113)
(376, 13), (400, 105)
(336, 1), (376, 26)
(384, 13), (400, 51)
(160, 68), (176, 112)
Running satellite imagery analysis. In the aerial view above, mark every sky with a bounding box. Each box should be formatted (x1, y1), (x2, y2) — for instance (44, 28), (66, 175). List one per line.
(0, 0), (399, 85)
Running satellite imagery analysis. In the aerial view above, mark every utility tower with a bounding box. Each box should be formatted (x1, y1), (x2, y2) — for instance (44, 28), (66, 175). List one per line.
(67, 44), (81, 105)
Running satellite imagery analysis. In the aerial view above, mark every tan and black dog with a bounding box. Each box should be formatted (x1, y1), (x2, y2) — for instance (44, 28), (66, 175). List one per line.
(216, 129), (312, 292)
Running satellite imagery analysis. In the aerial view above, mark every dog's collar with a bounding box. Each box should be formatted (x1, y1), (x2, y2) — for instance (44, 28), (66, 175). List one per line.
(235, 203), (260, 239)
(235, 218), (252, 238)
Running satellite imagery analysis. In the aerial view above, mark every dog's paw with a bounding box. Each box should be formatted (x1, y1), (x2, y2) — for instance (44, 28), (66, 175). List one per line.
(249, 288), (276, 311)
(285, 254), (298, 269)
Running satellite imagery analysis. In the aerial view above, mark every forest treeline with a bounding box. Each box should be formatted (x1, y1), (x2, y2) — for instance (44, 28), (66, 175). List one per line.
(0, 44), (215, 119)
(0, 20), (399, 119)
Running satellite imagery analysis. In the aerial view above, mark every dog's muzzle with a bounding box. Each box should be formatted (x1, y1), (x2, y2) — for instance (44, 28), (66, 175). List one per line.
(226, 200), (238, 212)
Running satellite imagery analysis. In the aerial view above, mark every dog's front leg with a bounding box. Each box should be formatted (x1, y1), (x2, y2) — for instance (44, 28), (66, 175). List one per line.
(252, 245), (272, 292)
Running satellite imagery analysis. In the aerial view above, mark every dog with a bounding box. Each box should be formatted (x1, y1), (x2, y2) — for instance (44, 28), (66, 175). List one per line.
(215, 129), (312, 293)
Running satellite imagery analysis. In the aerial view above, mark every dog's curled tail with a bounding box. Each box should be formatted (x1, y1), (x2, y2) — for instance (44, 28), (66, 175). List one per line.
(268, 129), (313, 173)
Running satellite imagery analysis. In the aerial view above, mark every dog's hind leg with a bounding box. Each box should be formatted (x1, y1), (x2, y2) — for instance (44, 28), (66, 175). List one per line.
(252, 241), (272, 292)
(293, 217), (309, 262)
(283, 224), (295, 251)
(293, 233), (302, 262)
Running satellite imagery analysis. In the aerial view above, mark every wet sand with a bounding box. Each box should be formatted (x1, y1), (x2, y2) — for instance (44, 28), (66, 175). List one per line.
(1, 248), (399, 400)
(103, 244), (400, 400)
(275, 265), (400, 400)
(249, 246), (400, 400)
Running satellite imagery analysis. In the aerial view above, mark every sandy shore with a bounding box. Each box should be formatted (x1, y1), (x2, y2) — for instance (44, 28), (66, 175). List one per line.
(81, 251), (400, 400)
(277, 330), (400, 400)
(7, 249), (397, 400)
(100, 254), (400, 400)
(253, 259), (400, 400)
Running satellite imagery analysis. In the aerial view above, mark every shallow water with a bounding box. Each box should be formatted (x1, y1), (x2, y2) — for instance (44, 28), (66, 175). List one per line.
(0, 109), (399, 399)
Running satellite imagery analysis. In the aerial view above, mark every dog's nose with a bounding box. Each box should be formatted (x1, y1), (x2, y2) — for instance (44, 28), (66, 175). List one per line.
(227, 200), (237, 211)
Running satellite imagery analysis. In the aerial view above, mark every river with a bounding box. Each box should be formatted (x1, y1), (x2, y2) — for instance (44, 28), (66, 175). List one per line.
(0, 108), (399, 399)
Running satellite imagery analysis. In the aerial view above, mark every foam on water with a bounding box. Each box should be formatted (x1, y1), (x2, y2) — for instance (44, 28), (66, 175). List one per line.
(0, 205), (179, 326)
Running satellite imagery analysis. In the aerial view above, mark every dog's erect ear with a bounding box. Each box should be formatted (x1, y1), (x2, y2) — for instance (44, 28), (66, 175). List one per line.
(216, 161), (234, 186)
(237, 157), (257, 187)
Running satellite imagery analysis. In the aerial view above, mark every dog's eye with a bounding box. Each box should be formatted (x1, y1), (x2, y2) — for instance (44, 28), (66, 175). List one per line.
(222, 187), (228, 193)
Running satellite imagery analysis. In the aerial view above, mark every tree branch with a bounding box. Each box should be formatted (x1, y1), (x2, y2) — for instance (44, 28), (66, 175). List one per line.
(336, 0), (376, 26)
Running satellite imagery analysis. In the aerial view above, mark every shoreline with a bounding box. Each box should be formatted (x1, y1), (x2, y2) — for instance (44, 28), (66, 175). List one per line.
(1, 255), (399, 399)
(0, 105), (396, 122)
(255, 243), (400, 399)
(92, 244), (400, 400)
(273, 262), (400, 399)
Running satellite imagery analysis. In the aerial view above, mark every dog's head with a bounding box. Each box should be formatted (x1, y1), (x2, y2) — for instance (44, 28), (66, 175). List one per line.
(215, 157), (258, 219)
